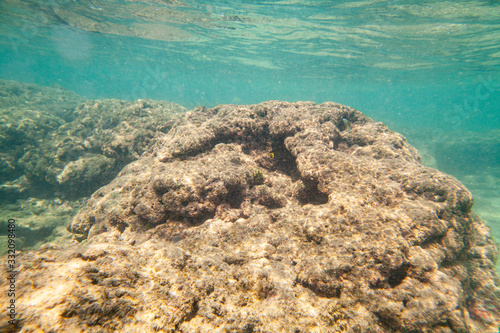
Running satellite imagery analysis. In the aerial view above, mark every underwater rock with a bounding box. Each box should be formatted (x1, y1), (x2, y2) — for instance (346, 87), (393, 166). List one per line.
(4, 101), (500, 332)
(0, 80), (186, 200)
(0, 80), (82, 187)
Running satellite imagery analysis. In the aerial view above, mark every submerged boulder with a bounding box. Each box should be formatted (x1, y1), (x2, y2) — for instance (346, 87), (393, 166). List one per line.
(0, 80), (186, 200)
(5, 101), (500, 332)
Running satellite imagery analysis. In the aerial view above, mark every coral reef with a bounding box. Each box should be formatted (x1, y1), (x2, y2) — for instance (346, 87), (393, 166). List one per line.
(3, 101), (500, 332)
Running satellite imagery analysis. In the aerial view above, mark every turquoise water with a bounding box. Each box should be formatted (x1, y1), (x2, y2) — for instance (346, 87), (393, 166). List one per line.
(0, 1), (499, 243)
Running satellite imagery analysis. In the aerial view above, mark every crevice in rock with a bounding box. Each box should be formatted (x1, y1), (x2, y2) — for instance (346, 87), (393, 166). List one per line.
(182, 299), (199, 324)
(374, 311), (401, 331)
(296, 277), (342, 298)
(269, 139), (301, 181)
(419, 233), (445, 247)
(227, 187), (244, 209)
(387, 264), (409, 288)
(297, 178), (329, 205)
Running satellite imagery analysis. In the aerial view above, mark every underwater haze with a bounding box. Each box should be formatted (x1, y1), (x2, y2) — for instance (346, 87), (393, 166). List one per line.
(0, 2), (499, 254)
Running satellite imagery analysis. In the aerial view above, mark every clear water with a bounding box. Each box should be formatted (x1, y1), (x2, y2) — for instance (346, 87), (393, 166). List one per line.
(0, 1), (499, 249)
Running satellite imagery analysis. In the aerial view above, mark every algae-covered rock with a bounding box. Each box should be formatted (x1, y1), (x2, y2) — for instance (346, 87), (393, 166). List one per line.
(19, 98), (185, 197)
(0, 80), (81, 186)
(4, 101), (500, 332)
(0, 80), (187, 200)
(0, 80), (186, 256)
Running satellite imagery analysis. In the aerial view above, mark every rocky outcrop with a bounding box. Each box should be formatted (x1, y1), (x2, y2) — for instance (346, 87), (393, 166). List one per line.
(0, 80), (186, 200)
(0, 80), (83, 187)
(4, 101), (500, 332)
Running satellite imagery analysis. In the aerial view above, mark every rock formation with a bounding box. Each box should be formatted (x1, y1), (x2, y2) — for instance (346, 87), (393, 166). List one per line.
(3, 101), (499, 332)
(0, 80), (187, 257)
(0, 80), (186, 200)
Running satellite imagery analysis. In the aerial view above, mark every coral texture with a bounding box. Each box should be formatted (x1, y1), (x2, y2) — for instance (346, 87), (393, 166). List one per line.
(4, 101), (499, 332)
